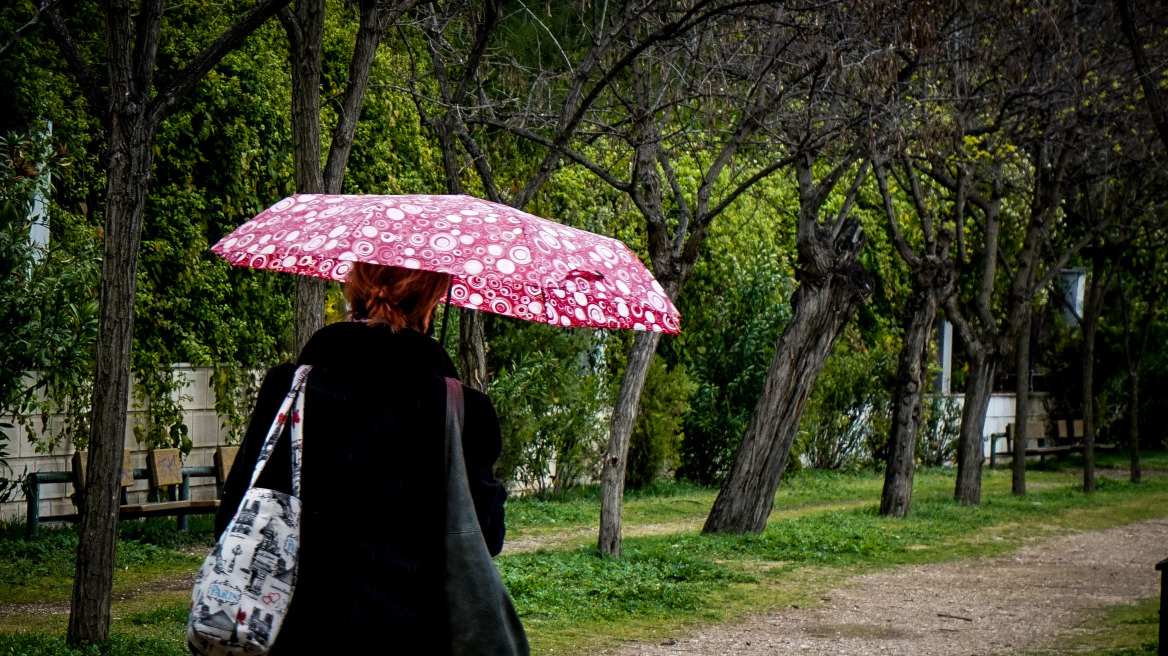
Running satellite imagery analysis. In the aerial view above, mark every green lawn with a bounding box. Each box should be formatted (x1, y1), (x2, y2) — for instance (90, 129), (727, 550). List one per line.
(2, 453), (1165, 655)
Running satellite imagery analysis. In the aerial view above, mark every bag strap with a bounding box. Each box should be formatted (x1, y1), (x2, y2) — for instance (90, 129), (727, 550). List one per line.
(249, 364), (312, 498)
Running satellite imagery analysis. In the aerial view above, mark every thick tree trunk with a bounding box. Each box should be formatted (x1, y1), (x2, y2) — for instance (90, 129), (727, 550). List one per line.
(1129, 369), (1140, 483)
(955, 351), (995, 505)
(284, 0), (326, 354)
(1011, 309), (1032, 496)
(880, 288), (941, 517)
(1081, 316), (1098, 493)
(459, 308), (487, 392)
(703, 268), (868, 534)
(67, 124), (156, 644)
(597, 329), (662, 557)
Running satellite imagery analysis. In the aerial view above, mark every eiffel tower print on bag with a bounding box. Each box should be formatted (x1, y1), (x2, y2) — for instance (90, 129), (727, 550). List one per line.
(188, 365), (311, 656)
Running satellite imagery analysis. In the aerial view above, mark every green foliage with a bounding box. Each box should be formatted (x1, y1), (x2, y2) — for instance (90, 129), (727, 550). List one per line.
(488, 319), (610, 496)
(917, 394), (962, 467)
(670, 188), (794, 485)
(0, 519), (204, 589)
(0, 130), (100, 461)
(626, 361), (697, 489)
(796, 328), (897, 470)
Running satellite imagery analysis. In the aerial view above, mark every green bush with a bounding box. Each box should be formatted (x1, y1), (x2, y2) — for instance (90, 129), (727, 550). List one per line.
(488, 319), (610, 496)
(918, 394), (962, 467)
(626, 360), (697, 489)
(796, 328), (897, 471)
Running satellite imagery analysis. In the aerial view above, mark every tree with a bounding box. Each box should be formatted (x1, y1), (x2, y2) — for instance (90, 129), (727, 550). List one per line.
(875, 156), (959, 517)
(1117, 228), (1166, 483)
(702, 0), (912, 535)
(35, 0), (291, 642)
(281, 0), (418, 353)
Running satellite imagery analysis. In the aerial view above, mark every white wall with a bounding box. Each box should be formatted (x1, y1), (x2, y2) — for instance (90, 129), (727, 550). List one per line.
(1, 366), (238, 524)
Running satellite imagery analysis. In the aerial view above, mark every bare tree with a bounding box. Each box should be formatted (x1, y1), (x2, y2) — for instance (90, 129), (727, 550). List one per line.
(702, 0), (913, 535)
(408, 1), (755, 400)
(875, 157), (959, 517)
(282, 0), (420, 353)
(36, 0), (291, 642)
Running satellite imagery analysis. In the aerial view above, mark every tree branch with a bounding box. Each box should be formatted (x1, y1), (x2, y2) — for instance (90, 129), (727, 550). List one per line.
(0, 0), (62, 61)
(875, 162), (921, 269)
(149, 0), (293, 126)
(132, 0), (165, 98)
(42, 10), (109, 126)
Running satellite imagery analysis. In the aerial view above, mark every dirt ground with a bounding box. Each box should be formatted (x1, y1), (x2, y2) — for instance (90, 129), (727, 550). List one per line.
(606, 517), (1168, 656)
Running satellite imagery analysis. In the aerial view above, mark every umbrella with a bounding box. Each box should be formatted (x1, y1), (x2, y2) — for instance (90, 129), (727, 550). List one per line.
(211, 194), (679, 334)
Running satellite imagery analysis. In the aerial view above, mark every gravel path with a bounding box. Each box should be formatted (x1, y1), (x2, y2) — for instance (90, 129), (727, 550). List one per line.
(606, 517), (1168, 655)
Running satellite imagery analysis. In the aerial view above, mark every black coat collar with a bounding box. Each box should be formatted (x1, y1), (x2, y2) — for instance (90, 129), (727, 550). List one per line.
(296, 321), (460, 379)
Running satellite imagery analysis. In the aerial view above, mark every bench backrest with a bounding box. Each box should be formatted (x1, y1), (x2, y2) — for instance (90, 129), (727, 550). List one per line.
(1056, 419), (1085, 441)
(1005, 421), (1048, 448)
(149, 449), (184, 488)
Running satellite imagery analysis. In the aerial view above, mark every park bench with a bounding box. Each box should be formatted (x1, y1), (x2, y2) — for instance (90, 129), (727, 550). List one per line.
(989, 419), (1115, 468)
(24, 446), (238, 540)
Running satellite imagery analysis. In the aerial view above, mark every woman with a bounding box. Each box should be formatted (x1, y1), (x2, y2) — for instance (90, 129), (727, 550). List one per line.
(214, 263), (507, 654)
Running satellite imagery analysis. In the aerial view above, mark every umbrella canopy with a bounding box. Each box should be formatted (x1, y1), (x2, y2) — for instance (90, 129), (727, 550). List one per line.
(212, 194), (679, 334)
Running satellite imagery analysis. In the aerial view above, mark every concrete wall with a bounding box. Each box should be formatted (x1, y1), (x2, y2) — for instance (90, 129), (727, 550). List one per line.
(1, 366), (237, 524)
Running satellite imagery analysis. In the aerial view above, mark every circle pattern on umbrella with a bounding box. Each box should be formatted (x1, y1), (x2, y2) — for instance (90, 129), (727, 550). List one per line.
(212, 194), (679, 334)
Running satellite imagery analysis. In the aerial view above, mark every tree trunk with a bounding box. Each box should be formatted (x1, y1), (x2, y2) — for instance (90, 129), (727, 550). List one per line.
(703, 267), (867, 534)
(1081, 313), (1098, 493)
(597, 329), (662, 557)
(880, 287), (941, 517)
(284, 0), (326, 354)
(459, 308), (487, 392)
(954, 351), (994, 505)
(1129, 368), (1140, 483)
(67, 122), (156, 645)
(1011, 308), (1032, 496)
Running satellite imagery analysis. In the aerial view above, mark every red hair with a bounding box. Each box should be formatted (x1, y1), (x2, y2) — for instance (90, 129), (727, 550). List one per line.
(346, 263), (452, 333)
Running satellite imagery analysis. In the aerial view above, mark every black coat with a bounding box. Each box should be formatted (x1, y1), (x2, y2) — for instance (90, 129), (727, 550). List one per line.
(214, 322), (507, 654)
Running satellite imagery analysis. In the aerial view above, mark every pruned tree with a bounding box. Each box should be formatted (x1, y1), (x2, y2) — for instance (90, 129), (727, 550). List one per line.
(406, 0), (716, 391)
(34, 0), (292, 642)
(875, 156), (959, 517)
(702, 0), (915, 535)
(282, 0), (420, 353)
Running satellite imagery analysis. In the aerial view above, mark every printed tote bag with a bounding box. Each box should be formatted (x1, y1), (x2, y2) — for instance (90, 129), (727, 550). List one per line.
(188, 365), (311, 656)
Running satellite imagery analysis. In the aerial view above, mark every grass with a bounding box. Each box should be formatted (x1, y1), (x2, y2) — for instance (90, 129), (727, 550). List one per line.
(0, 516), (213, 606)
(1030, 596), (1162, 656)
(1, 453), (1165, 655)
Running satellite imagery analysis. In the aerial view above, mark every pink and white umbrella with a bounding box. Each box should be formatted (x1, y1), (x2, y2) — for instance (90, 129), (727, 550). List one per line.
(211, 194), (679, 334)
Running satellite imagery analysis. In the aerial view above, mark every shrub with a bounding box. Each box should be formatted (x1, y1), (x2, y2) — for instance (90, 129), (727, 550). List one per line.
(796, 328), (896, 470)
(626, 360), (698, 489)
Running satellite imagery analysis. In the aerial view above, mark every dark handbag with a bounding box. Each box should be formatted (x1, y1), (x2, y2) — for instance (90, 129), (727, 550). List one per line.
(443, 378), (530, 656)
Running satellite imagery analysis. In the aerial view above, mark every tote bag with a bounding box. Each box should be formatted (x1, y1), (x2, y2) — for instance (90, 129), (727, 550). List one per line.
(188, 365), (311, 656)
(443, 377), (529, 656)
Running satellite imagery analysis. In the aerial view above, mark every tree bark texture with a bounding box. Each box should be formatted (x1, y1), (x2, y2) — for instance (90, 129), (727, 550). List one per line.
(1081, 309), (1098, 493)
(48, 0), (292, 642)
(283, 0), (326, 354)
(880, 287), (942, 517)
(1011, 308), (1032, 496)
(955, 351), (995, 505)
(704, 255), (870, 534)
(1128, 369), (1140, 483)
(68, 121), (157, 646)
(598, 329), (662, 557)
(458, 307), (487, 392)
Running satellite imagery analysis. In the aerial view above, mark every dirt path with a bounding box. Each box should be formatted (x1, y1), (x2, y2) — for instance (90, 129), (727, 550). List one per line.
(606, 517), (1168, 656)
